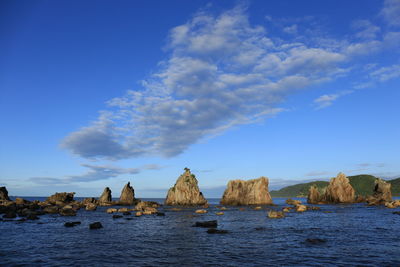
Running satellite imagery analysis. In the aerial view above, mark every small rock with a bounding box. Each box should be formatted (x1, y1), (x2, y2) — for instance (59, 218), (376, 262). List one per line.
(85, 203), (97, 211)
(296, 205), (307, 212)
(253, 206), (262, 210)
(268, 210), (285, 219)
(255, 227), (266, 231)
(59, 208), (76, 216)
(112, 215), (123, 219)
(195, 209), (207, 214)
(125, 218), (133, 220)
(219, 207), (227, 210)
(26, 214), (39, 220)
(135, 212), (143, 217)
(282, 207), (291, 212)
(207, 228), (228, 234)
(286, 198), (302, 205)
(216, 212), (224, 215)
(170, 208), (182, 211)
(106, 208), (118, 214)
(118, 208), (130, 213)
(156, 212), (165, 216)
(89, 222), (103, 229)
(64, 221), (81, 227)
(239, 208), (246, 211)
(193, 220), (217, 228)
(43, 206), (59, 214)
(393, 211), (400, 215)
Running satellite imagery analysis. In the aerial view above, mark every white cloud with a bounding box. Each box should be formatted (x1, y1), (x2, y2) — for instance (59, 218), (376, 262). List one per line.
(351, 20), (381, 39)
(381, 0), (400, 26)
(283, 24), (298, 35)
(370, 64), (400, 82)
(61, 5), (394, 160)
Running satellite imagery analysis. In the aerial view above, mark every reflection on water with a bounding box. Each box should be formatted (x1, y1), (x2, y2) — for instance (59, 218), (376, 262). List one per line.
(1, 197), (399, 266)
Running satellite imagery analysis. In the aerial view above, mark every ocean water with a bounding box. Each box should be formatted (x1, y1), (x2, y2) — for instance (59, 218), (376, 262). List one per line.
(1, 197), (399, 266)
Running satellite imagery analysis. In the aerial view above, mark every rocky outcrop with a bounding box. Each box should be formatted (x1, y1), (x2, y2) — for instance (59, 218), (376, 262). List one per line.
(0, 187), (10, 201)
(165, 168), (207, 206)
(367, 179), (392, 205)
(307, 185), (322, 204)
(323, 173), (355, 203)
(99, 187), (112, 205)
(220, 177), (273, 206)
(47, 192), (75, 205)
(119, 182), (138, 205)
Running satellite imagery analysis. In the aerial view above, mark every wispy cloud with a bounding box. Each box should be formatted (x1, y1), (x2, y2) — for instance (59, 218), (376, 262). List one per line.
(380, 0), (400, 27)
(305, 171), (331, 177)
(313, 90), (353, 109)
(61, 3), (398, 161)
(29, 163), (164, 185)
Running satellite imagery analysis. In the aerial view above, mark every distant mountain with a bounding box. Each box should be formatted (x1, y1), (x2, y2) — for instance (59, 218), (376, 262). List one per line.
(270, 175), (400, 197)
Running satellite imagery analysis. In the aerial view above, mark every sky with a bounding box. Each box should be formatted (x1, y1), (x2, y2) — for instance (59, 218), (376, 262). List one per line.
(0, 0), (399, 198)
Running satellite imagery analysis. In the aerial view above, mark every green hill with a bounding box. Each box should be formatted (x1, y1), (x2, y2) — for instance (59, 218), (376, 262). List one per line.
(270, 174), (400, 197)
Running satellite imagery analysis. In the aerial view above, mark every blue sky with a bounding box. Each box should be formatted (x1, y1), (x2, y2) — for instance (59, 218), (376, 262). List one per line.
(1, 0), (399, 197)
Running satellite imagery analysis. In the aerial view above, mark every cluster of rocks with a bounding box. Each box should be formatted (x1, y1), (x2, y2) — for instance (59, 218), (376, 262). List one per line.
(268, 198), (320, 219)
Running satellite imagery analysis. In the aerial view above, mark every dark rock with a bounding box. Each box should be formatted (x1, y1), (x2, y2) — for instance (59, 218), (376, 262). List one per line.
(112, 215), (123, 219)
(89, 222), (103, 229)
(207, 228), (228, 234)
(26, 214), (39, 220)
(367, 179), (392, 205)
(122, 212), (131, 216)
(119, 182), (138, 205)
(156, 212), (165, 216)
(47, 192), (75, 205)
(99, 187), (112, 205)
(255, 227), (266, 231)
(64, 221), (81, 227)
(125, 218), (133, 220)
(85, 203), (97, 211)
(193, 220), (217, 228)
(0, 187), (10, 201)
(82, 198), (98, 205)
(393, 211), (400, 215)
(3, 212), (16, 219)
(59, 208), (76, 216)
(306, 238), (326, 244)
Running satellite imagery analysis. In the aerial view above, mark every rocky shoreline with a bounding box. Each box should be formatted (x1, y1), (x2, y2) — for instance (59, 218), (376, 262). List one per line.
(1, 169), (399, 230)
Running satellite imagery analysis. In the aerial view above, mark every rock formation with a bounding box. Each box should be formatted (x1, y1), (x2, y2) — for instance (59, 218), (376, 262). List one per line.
(220, 177), (273, 205)
(47, 192), (75, 205)
(165, 168), (207, 206)
(99, 187), (112, 204)
(119, 182), (137, 205)
(323, 173), (355, 203)
(307, 185), (322, 204)
(367, 178), (392, 205)
(0, 187), (10, 201)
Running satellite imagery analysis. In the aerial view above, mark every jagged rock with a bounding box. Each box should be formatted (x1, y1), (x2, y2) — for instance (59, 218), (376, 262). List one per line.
(89, 222), (102, 229)
(220, 177), (273, 206)
(268, 210), (285, 219)
(0, 187), (10, 201)
(15, 198), (31, 205)
(165, 168), (207, 206)
(47, 192), (75, 205)
(367, 179), (392, 205)
(99, 187), (112, 205)
(119, 182), (138, 205)
(323, 173), (355, 203)
(307, 185), (323, 204)
(135, 201), (159, 211)
(193, 220), (218, 228)
(59, 208), (76, 216)
(43, 206), (59, 214)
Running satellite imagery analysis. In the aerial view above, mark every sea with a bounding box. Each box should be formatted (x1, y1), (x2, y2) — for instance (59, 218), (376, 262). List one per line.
(1, 197), (399, 266)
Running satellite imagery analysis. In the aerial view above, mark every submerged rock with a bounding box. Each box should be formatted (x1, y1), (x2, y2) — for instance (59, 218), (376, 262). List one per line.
(220, 177), (273, 206)
(324, 173), (355, 203)
(267, 210), (285, 219)
(119, 182), (138, 205)
(207, 229), (228, 234)
(89, 222), (103, 229)
(286, 199), (302, 205)
(367, 179), (392, 205)
(99, 187), (112, 205)
(0, 187), (10, 201)
(47, 192), (75, 205)
(165, 168), (207, 206)
(64, 221), (81, 227)
(193, 220), (218, 228)
(306, 238), (326, 245)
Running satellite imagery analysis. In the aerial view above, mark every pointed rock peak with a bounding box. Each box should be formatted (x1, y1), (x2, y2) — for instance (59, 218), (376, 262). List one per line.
(165, 169), (207, 206)
(119, 182), (137, 205)
(373, 178), (392, 202)
(324, 172), (355, 203)
(99, 187), (112, 204)
(220, 177), (273, 206)
(307, 185), (321, 204)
